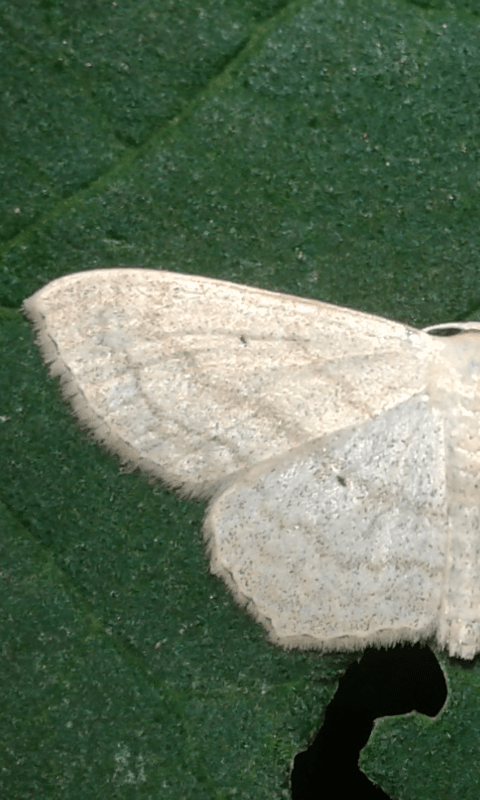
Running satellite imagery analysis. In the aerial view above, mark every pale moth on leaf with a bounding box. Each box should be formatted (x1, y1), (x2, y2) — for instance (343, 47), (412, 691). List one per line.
(23, 269), (480, 659)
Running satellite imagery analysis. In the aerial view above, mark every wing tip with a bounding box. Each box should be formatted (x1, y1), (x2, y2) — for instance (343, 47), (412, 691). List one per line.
(23, 292), (221, 501)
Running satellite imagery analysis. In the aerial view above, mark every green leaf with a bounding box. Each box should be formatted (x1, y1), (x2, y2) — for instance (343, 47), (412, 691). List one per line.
(1, 1), (480, 797)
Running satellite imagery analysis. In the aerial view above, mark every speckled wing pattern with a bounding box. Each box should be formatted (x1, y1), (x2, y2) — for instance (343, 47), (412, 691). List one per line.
(206, 396), (447, 653)
(23, 269), (480, 658)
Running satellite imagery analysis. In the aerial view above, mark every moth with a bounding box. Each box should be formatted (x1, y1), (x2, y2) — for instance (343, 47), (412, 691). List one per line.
(23, 269), (480, 659)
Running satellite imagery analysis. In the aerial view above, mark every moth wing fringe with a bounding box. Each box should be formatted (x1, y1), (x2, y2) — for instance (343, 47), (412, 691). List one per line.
(22, 297), (219, 501)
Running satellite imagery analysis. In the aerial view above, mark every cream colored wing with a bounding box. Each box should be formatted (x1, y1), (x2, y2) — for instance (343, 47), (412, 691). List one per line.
(205, 395), (448, 654)
(23, 268), (443, 497)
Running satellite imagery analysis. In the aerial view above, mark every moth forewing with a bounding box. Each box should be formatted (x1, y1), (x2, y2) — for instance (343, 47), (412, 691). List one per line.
(23, 268), (442, 498)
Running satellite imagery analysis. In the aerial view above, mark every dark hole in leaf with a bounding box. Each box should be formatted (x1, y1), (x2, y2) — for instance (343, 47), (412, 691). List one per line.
(290, 644), (447, 799)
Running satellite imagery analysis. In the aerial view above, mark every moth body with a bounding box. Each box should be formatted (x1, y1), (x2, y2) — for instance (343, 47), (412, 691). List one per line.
(431, 333), (480, 658)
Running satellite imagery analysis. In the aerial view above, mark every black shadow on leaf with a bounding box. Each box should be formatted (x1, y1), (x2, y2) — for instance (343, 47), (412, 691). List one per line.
(290, 643), (447, 799)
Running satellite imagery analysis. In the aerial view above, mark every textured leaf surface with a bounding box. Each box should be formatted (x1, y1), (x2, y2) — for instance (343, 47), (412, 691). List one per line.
(2, 1), (480, 797)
